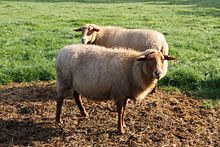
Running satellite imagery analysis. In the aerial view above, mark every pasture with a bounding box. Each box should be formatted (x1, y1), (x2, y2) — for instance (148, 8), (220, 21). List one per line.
(0, 0), (220, 146)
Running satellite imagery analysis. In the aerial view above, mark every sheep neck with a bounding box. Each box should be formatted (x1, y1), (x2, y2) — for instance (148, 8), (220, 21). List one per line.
(93, 30), (101, 44)
(131, 61), (158, 101)
(90, 31), (97, 43)
(93, 28), (108, 46)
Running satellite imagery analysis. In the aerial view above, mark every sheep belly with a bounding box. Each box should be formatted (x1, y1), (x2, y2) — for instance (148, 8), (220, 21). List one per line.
(71, 53), (132, 101)
(73, 79), (112, 101)
(72, 71), (131, 101)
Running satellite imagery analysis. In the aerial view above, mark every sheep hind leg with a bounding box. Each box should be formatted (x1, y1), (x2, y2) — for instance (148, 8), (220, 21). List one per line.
(122, 99), (128, 128)
(73, 91), (88, 117)
(56, 89), (69, 123)
(116, 100), (126, 134)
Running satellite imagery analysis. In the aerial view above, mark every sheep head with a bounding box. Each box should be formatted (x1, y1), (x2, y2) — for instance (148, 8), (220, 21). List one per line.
(136, 49), (175, 79)
(74, 24), (100, 44)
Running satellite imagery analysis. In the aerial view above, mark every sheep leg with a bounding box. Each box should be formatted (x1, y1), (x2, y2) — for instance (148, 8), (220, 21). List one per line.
(56, 89), (68, 123)
(116, 100), (126, 134)
(122, 99), (128, 128)
(149, 84), (157, 94)
(73, 91), (88, 117)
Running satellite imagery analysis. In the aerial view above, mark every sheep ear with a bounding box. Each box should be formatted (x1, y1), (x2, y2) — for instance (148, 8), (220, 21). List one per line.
(92, 27), (100, 32)
(74, 28), (82, 32)
(136, 55), (146, 61)
(164, 55), (176, 60)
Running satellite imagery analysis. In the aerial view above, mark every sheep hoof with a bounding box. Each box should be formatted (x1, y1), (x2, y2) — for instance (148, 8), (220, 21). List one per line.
(81, 112), (89, 117)
(55, 123), (64, 135)
(55, 122), (62, 128)
(119, 129), (125, 134)
(55, 118), (61, 124)
(118, 127), (125, 134)
(149, 86), (157, 94)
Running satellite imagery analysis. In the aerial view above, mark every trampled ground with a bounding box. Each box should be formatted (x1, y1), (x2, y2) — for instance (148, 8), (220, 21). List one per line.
(0, 81), (219, 146)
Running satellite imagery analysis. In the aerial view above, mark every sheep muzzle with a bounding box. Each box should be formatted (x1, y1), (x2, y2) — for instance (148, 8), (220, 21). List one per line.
(153, 69), (163, 79)
(81, 38), (88, 44)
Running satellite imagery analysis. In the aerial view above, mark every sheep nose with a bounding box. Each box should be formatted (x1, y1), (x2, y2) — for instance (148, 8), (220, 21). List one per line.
(153, 70), (162, 79)
(81, 38), (87, 44)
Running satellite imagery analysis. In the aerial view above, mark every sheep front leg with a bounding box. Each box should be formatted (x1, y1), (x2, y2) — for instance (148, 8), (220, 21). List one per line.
(149, 84), (157, 94)
(73, 91), (88, 117)
(116, 100), (126, 134)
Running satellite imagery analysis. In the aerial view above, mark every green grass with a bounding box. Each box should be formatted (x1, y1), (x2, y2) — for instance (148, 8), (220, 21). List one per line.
(0, 0), (219, 102)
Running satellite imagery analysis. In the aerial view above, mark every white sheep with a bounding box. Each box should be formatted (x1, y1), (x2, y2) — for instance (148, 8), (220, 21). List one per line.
(55, 44), (175, 134)
(74, 24), (169, 92)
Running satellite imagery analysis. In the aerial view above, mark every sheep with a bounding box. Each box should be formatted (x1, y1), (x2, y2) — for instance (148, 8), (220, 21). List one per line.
(74, 24), (169, 92)
(55, 44), (175, 134)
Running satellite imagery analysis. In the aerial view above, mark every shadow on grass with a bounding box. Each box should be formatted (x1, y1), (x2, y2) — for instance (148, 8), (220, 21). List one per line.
(198, 77), (220, 99)
(160, 70), (220, 100)
(0, 119), (56, 146)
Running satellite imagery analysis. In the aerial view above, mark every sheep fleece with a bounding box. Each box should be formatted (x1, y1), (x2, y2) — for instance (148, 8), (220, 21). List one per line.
(56, 44), (157, 101)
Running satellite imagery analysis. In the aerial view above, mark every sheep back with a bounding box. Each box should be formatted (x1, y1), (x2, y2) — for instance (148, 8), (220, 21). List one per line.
(96, 27), (168, 54)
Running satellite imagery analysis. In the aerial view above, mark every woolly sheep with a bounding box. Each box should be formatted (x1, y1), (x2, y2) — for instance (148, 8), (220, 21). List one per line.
(55, 44), (175, 134)
(74, 24), (169, 92)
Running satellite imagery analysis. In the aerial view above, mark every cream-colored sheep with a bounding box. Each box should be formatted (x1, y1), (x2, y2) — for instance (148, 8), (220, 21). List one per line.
(74, 24), (169, 92)
(55, 44), (175, 134)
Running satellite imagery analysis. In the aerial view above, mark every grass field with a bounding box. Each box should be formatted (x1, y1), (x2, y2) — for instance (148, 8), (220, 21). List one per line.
(0, 1), (220, 146)
(0, 1), (219, 99)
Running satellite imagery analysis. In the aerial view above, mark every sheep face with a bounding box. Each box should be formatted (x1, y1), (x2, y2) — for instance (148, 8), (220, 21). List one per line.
(74, 24), (100, 44)
(147, 51), (164, 79)
(137, 50), (175, 79)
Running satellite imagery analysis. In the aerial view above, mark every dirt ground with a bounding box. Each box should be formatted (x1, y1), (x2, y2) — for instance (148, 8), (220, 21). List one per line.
(0, 81), (219, 146)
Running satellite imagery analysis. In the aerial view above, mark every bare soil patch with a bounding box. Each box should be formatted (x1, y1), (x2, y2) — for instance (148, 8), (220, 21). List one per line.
(0, 81), (219, 146)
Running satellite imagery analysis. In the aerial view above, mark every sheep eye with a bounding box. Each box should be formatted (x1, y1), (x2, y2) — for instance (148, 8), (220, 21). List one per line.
(88, 27), (94, 31)
(87, 31), (93, 35)
(148, 57), (153, 61)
